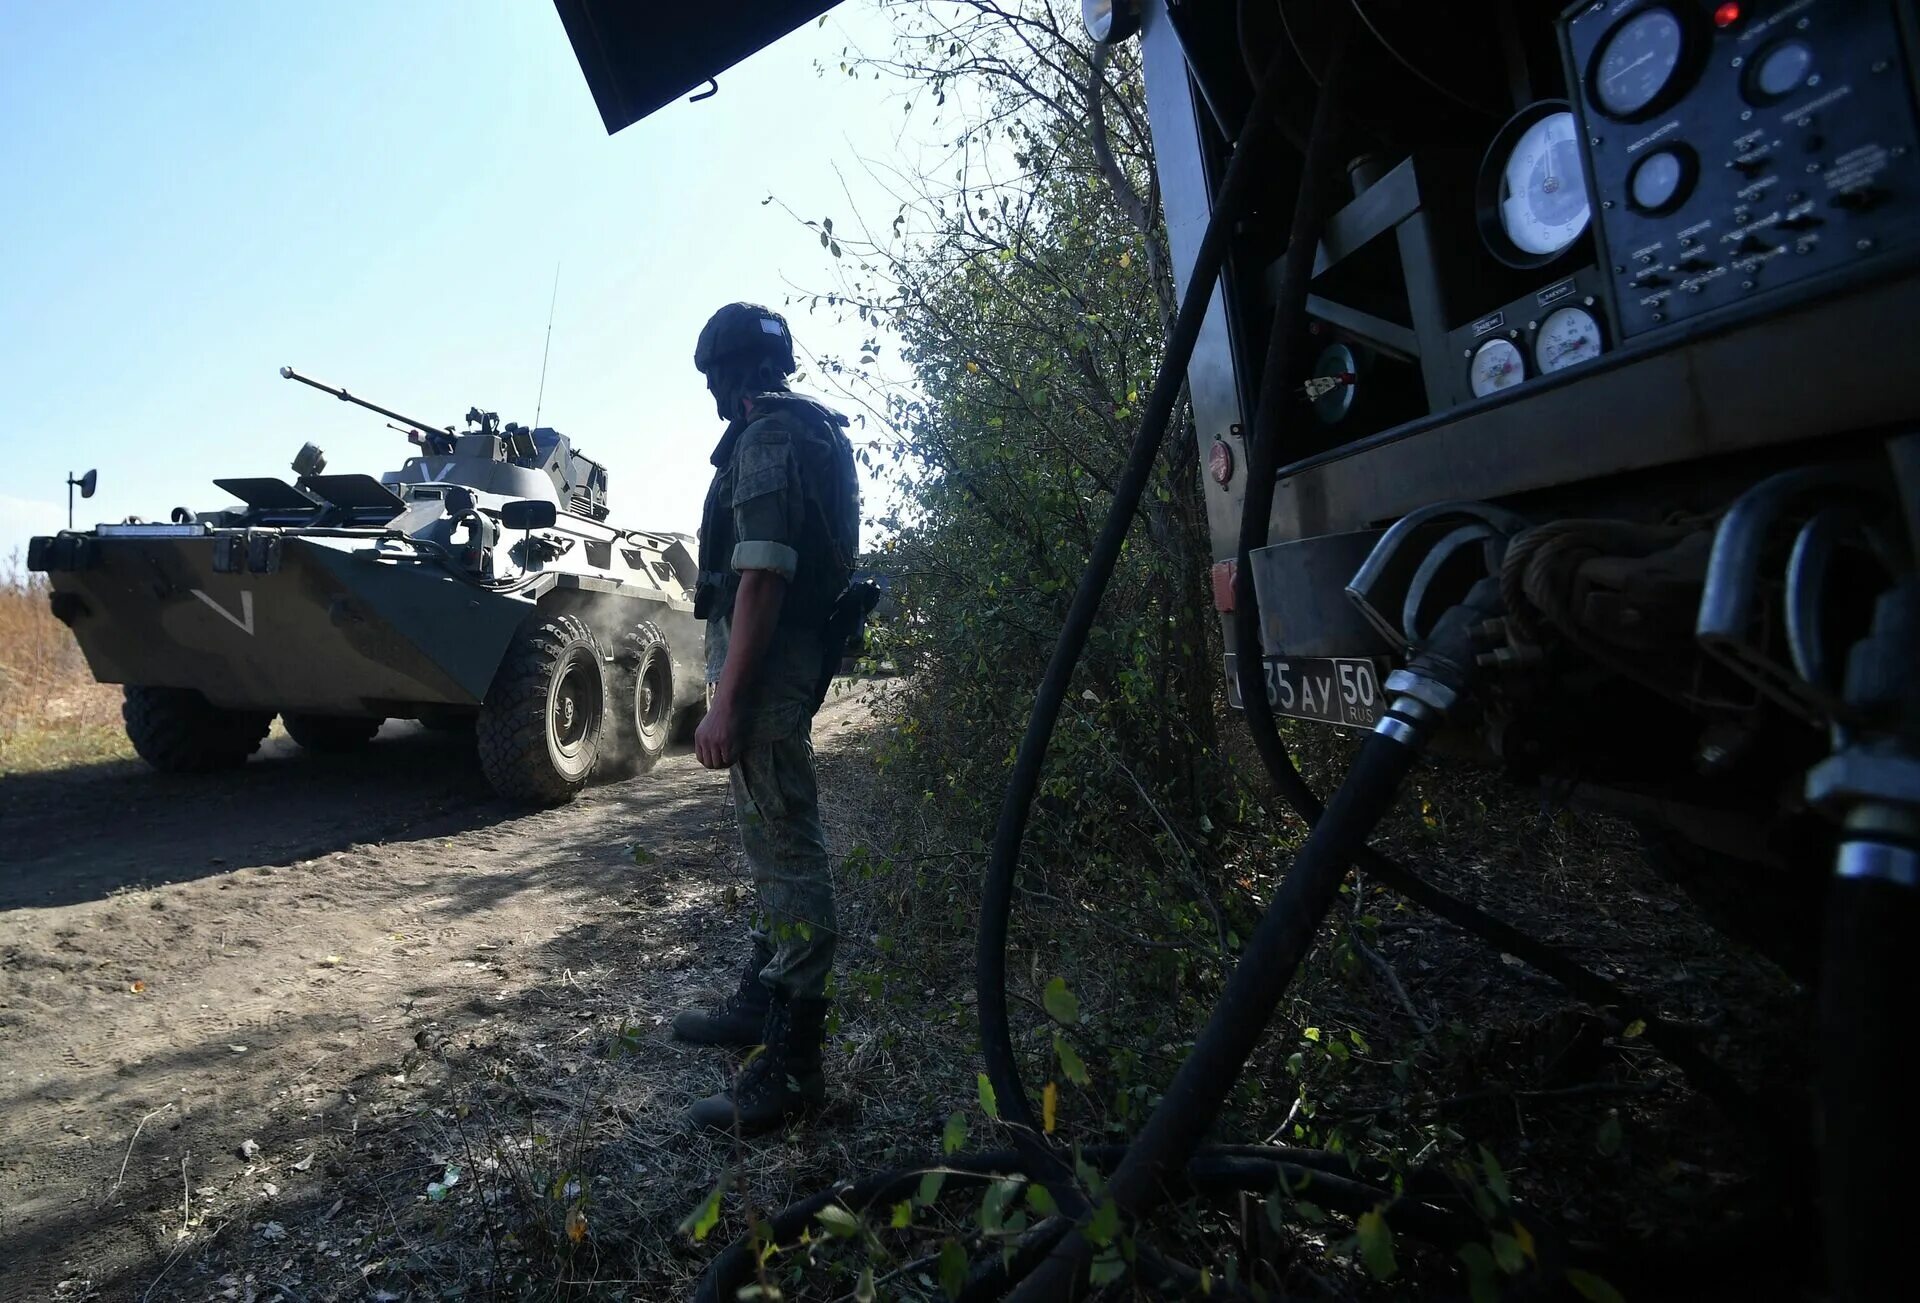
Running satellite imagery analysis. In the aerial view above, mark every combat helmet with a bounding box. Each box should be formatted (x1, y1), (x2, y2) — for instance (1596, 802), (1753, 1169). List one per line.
(694, 302), (797, 379)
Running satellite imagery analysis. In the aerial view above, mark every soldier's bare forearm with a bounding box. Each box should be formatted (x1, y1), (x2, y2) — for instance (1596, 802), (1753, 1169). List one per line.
(714, 569), (788, 708)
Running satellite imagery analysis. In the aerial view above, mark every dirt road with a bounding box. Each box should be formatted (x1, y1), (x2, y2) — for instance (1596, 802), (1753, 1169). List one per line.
(0, 693), (878, 1300)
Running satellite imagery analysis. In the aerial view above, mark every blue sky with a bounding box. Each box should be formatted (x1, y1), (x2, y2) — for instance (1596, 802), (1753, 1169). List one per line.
(0, 0), (910, 562)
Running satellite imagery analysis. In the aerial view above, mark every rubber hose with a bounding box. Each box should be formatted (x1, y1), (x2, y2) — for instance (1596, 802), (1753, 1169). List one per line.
(996, 19), (1363, 1298)
(975, 34), (1309, 1199)
(1008, 728), (1422, 1300)
(1817, 871), (1919, 1300)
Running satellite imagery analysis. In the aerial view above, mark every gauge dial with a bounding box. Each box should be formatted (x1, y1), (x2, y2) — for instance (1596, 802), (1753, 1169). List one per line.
(1628, 145), (1696, 213)
(1534, 305), (1605, 374)
(1748, 38), (1814, 102)
(1469, 337), (1527, 398)
(1593, 7), (1686, 119)
(1081, 0), (1138, 44)
(1497, 110), (1591, 259)
(1310, 343), (1357, 425)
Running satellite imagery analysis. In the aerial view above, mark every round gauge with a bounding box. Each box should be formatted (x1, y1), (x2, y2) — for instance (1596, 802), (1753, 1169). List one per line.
(1591, 7), (1689, 120)
(1628, 144), (1697, 214)
(1747, 38), (1814, 103)
(1534, 305), (1606, 374)
(1311, 343), (1357, 425)
(1469, 337), (1527, 398)
(1477, 101), (1591, 267)
(1080, 0), (1139, 44)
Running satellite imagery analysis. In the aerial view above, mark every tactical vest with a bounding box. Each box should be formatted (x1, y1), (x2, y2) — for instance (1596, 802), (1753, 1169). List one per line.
(696, 392), (859, 629)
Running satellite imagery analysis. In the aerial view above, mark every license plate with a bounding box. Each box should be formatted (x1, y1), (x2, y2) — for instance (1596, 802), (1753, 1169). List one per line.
(1224, 654), (1386, 728)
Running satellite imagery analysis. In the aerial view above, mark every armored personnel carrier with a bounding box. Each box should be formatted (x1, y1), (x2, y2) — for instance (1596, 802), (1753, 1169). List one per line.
(28, 367), (706, 803)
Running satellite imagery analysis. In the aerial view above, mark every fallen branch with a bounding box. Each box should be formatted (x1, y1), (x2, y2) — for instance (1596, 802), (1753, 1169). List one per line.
(1353, 933), (1433, 1037)
(107, 1102), (175, 1200)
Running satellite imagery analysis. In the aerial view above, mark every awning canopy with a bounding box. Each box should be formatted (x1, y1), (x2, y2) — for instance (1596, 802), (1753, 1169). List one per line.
(552, 0), (847, 134)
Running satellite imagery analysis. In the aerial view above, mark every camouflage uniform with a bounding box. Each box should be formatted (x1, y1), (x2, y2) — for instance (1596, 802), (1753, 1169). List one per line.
(700, 395), (858, 1003)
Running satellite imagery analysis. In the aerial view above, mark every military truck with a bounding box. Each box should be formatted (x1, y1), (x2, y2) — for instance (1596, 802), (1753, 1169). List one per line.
(29, 367), (706, 803)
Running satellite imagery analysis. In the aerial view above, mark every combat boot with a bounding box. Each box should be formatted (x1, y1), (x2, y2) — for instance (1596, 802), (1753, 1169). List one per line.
(672, 941), (773, 1047)
(687, 995), (828, 1135)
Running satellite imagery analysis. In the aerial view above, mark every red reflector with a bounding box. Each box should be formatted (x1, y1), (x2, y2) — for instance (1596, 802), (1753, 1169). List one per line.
(1208, 438), (1234, 486)
(1211, 559), (1237, 612)
(1714, 2), (1741, 27)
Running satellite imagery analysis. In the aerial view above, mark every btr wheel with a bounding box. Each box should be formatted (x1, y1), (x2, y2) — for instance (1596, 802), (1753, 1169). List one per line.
(283, 713), (383, 753)
(604, 621), (674, 778)
(476, 612), (606, 804)
(122, 686), (272, 773)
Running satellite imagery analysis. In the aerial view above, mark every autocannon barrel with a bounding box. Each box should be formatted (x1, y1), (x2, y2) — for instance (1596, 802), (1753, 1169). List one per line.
(279, 365), (452, 435)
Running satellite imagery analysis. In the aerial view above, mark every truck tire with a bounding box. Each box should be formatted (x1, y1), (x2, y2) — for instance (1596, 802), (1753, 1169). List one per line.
(122, 686), (272, 773)
(604, 622), (674, 778)
(477, 612), (606, 804)
(283, 713), (383, 753)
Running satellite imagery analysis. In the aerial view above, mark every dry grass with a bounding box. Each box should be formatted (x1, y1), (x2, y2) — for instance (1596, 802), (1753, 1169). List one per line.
(0, 554), (129, 772)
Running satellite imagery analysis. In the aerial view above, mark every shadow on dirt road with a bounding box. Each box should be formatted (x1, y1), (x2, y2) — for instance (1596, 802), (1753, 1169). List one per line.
(0, 724), (518, 910)
(0, 692), (884, 1301)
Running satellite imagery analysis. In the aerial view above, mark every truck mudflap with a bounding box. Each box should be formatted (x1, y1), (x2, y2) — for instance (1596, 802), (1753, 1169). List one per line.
(35, 532), (532, 714)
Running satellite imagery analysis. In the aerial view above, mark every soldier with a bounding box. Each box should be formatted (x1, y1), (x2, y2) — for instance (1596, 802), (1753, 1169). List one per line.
(676, 302), (860, 1135)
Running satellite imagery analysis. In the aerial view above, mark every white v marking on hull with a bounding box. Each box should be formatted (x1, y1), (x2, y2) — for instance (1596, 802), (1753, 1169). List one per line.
(191, 589), (255, 635)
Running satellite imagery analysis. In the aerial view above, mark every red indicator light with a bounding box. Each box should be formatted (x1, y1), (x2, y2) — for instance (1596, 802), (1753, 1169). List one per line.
(1714, 2), (1742, 27)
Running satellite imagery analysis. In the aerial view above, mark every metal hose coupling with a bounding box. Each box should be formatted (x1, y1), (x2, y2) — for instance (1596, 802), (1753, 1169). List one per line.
(1374, 575), (1505, 750)
(1805, 578), (1920, 889)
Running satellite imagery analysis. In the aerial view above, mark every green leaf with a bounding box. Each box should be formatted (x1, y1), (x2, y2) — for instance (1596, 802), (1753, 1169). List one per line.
(1082, 1198), (1121, 1247)
(1478, 1146), (1511, 1207)
(1491, 1231), (1526, 1276)
(1349, 1029), (1372, 1054)
(977, 1072), (1000, 1119)
(1356, 1208), (1398, 1280)
(1566, 1269), (1627, 1303)
(854, 1265), (876, 1303)
(938, 1239), (968, 1299)
(1054, 1036), (1090, 1086)
(1302, 1026), (1321, 1042)
(979, 1179), (1019, 1233)
(1025, 1184), (1057, 1216)
(916, 1170), (947, 1208)
(890, 1200), (913, 1229)
(1458, 1244), (1498, 1303)
(1596, 1112), (1623, 1157)
(816, 1204), (861, 1239)
(679, 1184), (724, 1241)
(943, 1109), (969, 1155)
(1088, 1247), (1126, 1287)
(1042, 977), (1080, 1025)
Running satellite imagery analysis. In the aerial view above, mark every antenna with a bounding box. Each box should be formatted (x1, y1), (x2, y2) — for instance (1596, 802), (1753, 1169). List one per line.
(532, 260), (561, 432)
(66, 469), (97, 529)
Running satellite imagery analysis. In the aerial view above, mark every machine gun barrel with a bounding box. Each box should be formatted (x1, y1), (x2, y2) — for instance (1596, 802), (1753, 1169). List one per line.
(279, 366), (453, 435)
